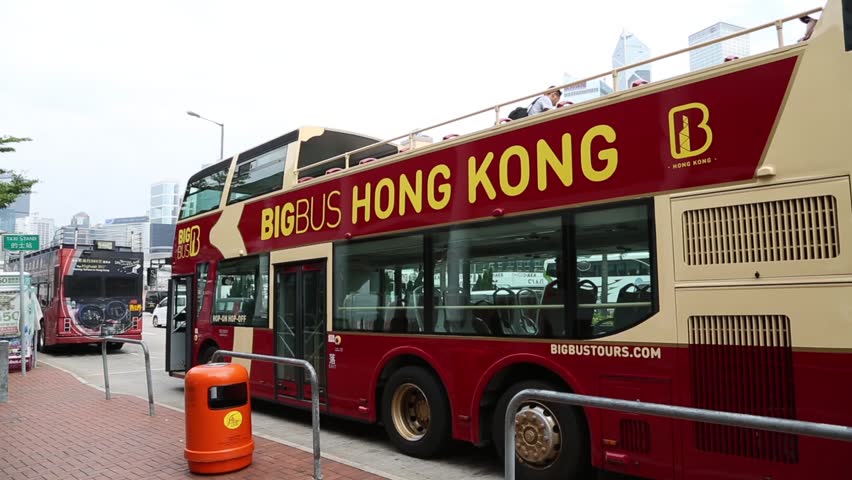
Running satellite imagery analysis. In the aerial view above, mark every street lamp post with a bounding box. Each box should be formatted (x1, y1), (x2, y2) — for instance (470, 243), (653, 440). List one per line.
(187, 111), (224, 160)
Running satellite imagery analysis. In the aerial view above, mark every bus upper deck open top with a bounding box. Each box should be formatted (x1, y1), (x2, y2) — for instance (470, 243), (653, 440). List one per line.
(166, 2), (852, 478)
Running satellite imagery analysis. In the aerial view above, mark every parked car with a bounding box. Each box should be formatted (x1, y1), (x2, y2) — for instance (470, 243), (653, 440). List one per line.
(151, 296), (185, 328)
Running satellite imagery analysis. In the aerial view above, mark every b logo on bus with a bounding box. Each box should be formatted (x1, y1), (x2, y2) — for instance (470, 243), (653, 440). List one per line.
(177, 225), (201, 259)
(668, 102), (713, 160)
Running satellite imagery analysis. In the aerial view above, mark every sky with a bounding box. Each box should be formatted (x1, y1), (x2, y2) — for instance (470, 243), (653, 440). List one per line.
(0, 0), (819, 226)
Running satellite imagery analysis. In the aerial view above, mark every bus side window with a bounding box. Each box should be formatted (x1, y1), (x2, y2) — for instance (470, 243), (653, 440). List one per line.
(573, 203), (656, 338)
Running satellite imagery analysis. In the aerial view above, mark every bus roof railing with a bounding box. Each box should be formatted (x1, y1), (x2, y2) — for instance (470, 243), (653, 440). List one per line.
(294, 6), (823, 178)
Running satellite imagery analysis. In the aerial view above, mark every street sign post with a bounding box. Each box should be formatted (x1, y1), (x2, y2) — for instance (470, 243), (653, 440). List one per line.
(3, 234), (39, 376)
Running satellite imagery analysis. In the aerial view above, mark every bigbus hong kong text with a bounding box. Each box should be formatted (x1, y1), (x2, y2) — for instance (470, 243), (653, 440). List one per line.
(259, 124), (618, 241)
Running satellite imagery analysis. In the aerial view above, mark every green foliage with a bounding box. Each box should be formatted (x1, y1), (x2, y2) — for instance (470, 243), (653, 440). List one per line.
(0, 136), (37, 210)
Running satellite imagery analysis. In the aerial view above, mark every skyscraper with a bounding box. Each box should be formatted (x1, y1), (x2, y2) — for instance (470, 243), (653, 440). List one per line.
(70, 212), (90, 228)
(15, 215), (55, 248)
(560, 73), (614, 104)
(688, 22), (750, 71)
(612, 31), (651, 91)
(0, 173), (31, 233)
(150, 180), (182, 225)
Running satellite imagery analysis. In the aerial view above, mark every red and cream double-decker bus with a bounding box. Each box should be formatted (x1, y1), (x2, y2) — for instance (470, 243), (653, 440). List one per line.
(166, 2), (852, 478)
(21, 242), (145, 352)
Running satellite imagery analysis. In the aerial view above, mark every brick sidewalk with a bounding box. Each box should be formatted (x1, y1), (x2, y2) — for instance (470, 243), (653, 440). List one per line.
(0, 364), (384, 480)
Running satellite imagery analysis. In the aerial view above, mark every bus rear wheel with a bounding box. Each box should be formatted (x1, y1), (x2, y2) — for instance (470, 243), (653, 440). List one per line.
(37, 321), (50, 353)
(381, 366), (450, 458)
(492, 380), (591, 480)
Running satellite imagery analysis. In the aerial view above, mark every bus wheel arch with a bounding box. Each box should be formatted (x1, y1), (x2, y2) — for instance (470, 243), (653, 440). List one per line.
(375, 354), (452, 458)
(478, 362), (591, 478)
(197, 340), (220, 364)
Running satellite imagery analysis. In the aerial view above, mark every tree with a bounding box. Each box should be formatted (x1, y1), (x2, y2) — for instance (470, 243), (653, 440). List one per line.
(0, 136), (37, 209)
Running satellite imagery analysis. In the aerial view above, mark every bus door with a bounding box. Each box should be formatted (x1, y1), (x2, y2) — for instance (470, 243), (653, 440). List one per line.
(166, 276), (193, 374)
(273, 261), (327, 404)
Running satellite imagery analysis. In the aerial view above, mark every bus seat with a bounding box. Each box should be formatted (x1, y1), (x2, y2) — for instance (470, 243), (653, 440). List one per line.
(539, 280), (564, 337)
(443, 134), (460, 140)
(471, 316), (492, 335)
(613, 283), (643, 329)
(358, 157), (377, 165)
(389, 310), (408, 333)
(298, 176), (314, 183)
(325, 167), (343, 175)
(576, 280), (597, 338)
(557, 100), (574, 108)
(724, 55), (740, 62)
(631, 79), (649, 87)
(493, 288), (516, 333)
(499, 118), (512, 124)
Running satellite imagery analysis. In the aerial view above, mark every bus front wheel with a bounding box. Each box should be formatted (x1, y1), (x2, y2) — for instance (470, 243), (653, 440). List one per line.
(381, 366), (450, 458)
(492, 380), (591, 480)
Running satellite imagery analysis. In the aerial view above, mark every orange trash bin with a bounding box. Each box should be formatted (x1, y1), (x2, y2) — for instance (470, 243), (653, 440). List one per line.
(184, 362), (254, 474)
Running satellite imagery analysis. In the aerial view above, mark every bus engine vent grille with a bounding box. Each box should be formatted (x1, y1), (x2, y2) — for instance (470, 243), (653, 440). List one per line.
(682, 195), (838, 265)
(619, 419), (651, 454)
(688, 315), (799, 464)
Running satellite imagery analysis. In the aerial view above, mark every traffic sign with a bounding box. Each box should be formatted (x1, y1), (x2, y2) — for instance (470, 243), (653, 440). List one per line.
(3, 234), (39, 252)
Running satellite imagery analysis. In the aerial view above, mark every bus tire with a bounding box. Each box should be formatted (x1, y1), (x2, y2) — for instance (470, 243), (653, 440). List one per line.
(198, 344), (218, 364)
(152, 315), (159, 328)
(492, 380), (591, 480)
(381, 366), (450, 458)
(37, 321), (49, 353)
(106, 342), (123, 352)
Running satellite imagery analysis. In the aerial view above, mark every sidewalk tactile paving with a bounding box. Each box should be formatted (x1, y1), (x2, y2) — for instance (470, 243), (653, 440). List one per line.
(0, 365), (386, 479)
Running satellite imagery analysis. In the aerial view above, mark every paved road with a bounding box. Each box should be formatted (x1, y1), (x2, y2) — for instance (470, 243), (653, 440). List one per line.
(37, 319), (636, 480)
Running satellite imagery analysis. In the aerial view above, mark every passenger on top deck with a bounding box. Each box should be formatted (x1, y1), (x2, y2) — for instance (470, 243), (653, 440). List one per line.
(527, 86), (563, 116)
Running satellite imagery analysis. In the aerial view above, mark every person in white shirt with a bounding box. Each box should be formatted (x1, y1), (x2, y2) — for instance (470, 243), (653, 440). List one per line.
(527, 86), (563, 116)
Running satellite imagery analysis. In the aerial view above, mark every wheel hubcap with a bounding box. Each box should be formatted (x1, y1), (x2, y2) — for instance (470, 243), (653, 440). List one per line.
(391, 383), (430, 441)
(514, 403), (561, 467)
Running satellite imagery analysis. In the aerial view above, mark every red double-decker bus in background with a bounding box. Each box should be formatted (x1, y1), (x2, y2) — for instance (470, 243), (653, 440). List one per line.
(166, 2), (852, 479)
(18, 240), (145, 352)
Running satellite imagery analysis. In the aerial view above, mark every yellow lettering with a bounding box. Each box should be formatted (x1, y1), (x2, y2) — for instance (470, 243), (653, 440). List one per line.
(499, 145), (530, 197)
(261, 208), (274, 240)
(327, 191), (342, 228)
(537, 134), (573, 191)
(428, 164), (451, 210)
(352, 183), (371, 224)
(274, 205), (281, 238)
(468, 153), (496, 203)
(398, 171), (423, 216)
(309, 196), (325, 231)
(375, 178), (395, 220)
(581, 125), (618, 182)
(296, 198), (310, 234)
(281, 202), (295, 236)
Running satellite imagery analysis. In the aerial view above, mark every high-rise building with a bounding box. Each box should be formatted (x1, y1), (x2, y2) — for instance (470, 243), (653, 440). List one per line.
(560, 73), (614, 104)
(688, 22), (750, 71)
(150, 180), (182, 225)
(99, 216), (151, 256)
(612, 31), (651, 91)
(0, 173), (32, 233)
(70, 212), (90, 228)
(15, 215), (55, 248)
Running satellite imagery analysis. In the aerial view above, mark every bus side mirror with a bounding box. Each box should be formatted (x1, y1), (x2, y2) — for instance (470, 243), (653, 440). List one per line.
(147, 267), (158, 288)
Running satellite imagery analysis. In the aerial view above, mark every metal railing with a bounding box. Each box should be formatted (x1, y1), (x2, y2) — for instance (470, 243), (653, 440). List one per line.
(294, 6), (823, 179)
(211, 350), (323, 480)
(0, 340), (7, 404)
(97, 337), (155, 416)
(504, 388), (852, 479)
